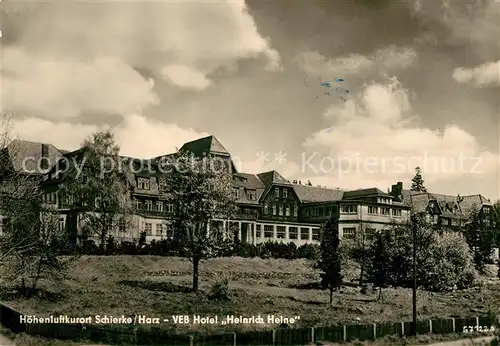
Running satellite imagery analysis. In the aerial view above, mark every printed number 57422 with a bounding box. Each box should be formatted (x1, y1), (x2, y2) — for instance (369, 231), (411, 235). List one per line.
(463, 326), (496, 333)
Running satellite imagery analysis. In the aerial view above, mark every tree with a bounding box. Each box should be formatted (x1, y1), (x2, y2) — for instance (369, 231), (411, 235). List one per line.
(0, 112), (74, 295)
(462, 204), (495, 273)
(344, 223), (372, 287)
(163, 151), (237, 292)
(368, 231), (391, 301)
(58, 131), (133, 250)
(317, 218), (343, 305)
(410, 166), (427, 192)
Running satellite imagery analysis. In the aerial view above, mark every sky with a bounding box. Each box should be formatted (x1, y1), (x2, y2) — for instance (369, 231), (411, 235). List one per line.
(1, 0), (499, 199)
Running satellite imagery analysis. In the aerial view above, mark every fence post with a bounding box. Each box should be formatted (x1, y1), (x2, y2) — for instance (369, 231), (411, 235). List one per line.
(342, 325), (347, 341)
(311, 327), (315, 344)
(452, 318), (455, 333)
(429, 320), (433, 333)
(232, 332), (236, 346)
(401, 322), (405, 336)
(133, 327), (138, 344)
(272, 329), (276, 345)
(476, 316), (479, 330)
(372, 323), (377, 339)
(189, 335), (194, 346)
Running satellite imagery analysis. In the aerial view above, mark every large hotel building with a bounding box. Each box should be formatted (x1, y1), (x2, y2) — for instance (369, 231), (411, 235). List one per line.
(0, 136), (495, 249)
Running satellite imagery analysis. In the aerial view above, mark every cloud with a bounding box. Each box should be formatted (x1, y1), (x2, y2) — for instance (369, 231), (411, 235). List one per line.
(452, 60), (500, 87)
(299, 76), (498, 190)
(298, 45), (417, 77)
(11, 115), (208, 159)
(2, 0), (281, 118)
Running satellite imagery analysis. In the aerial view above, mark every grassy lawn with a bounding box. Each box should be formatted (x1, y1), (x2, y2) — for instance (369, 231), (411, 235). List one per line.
(0, 256), (499, 336)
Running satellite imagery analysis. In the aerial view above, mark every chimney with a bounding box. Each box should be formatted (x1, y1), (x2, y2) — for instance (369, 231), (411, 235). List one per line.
(41, 144), (49, 170)
(391, 181), (403, 197)
(298, 180), (302, 185)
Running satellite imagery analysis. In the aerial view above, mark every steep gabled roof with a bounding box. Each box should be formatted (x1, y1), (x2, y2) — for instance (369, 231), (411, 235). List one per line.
(293, 184), (344, 203)
(3, 139), (63, 175)
(232, 172), (265, 206)
(179, 135), (230, 157)
(257, 170), (291, 187)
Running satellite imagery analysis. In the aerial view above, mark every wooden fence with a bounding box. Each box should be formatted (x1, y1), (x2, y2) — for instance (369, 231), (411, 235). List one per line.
(0, 303), (497, 345)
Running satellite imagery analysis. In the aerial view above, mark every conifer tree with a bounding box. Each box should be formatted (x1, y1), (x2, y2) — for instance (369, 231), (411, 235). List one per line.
(410, 166), (427, 192)
(317, 218), (343, 304)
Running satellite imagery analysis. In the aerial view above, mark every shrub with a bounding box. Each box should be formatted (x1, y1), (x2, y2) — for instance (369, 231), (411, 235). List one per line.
(297, 243), (320, 260)
(208, 276), (230, 301)
(367, 229), (476, 292)
(234, 241), (258, 258)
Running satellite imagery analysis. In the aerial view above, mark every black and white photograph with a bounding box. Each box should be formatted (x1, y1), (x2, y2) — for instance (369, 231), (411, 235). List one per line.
(0, 0), (499, 345)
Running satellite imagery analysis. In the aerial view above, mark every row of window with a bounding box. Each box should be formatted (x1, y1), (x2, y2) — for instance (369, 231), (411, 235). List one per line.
(274, 187), (288, 198)
(233, 188), (257, 200)
(137, 177), (168, 191)
(143, 222), (174, 237)
(255, 225), (320, 241)
(263, 204), (298, 217)
(305, 204), (402, 217)
(342, 227), (377, 240)
(134, 200), (174, 213)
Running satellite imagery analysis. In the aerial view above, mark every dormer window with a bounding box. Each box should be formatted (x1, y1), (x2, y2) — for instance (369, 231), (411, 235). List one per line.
(275, 188), (280, 197)
(137, 177), (150, 190)
(283, 189), (288, 198)
(245, 189), (256, 200)
(233, 188), (239, 199)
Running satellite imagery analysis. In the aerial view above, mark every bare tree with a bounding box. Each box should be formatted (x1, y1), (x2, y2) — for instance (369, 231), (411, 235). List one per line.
(0, 112), (73, 295)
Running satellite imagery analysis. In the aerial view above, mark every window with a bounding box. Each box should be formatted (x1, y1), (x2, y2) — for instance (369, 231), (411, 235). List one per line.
(331, 205), (338, 215)
(312, 208), (318, 217)
(368, 206), (378, 214)
(319, 207), (324, 217)
(58, 218), (65, 232)
(119, 219), (126, 232)
(246, 189), (256, 200)
(272, 205), (277, 215)
(155, 224), (163, 236)
(305, 209), (310, 217)
(233, 188), (239, 199)
(256, 225), (262, 238)
(277, 226), (286, 239)
(341, 205), (357, 214)
(264, 225), (274, 238)
(166, 204), (174, 213)
(264, 204), (269, 215)
(343, 227), (356, 239)
(365, 228), (376, 241)
(165, 225), (174, 238)
(145, 200), (153, 211)
(158, 178), (167, 191)
(392, 209), (402, 217)
(312, 228), (321, 241)
(289, 227), (298, 239)
(294, 204), (298, 217)
(278, 205), (283, 216)
(300, 228), (310, 240)
(137, 177), (150, 190)
(156, 201), (163, 212)
(275, 187), (279, 197)
(285, 205), (290, 216)
(145, 223), (152, 236)
(283, 189), (287, 198)
(134, 200), (141, 210)
(380, 207), (390, 216)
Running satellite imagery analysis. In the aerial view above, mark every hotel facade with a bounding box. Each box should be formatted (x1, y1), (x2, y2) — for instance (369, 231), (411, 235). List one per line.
(0, 136), (495, 250)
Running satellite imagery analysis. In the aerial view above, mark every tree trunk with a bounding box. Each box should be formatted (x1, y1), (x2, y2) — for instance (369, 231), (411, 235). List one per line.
(359, 265), (364, 287)
(31, 256), (43, 293)
(192, 258), (200, 292)
(377, 286), (382, 302)
(329, 287), (333, 305)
